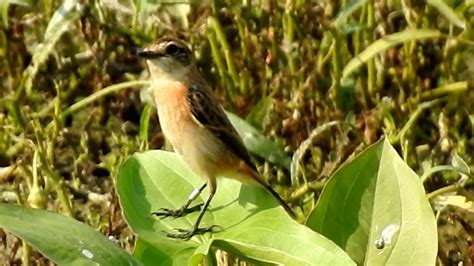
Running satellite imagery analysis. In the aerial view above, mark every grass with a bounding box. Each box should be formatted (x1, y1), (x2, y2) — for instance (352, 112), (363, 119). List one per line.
(0, 0), (473, 264)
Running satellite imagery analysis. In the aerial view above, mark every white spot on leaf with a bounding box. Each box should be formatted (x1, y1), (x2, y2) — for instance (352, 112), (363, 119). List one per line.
(81, 249), (94, 259)
(374, 224), (400, 250)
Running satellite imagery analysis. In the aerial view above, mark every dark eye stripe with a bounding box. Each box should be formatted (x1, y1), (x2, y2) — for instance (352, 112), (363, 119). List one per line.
(166, 44), (178, 55)
(175, 46), (187, 55)
(176, 52), (190, 64)
(164, 42), (191, 64)
(166, 43), (187, 55)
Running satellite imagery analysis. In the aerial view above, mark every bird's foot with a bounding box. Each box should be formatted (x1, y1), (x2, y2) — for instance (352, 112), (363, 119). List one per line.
(152, 203), (203, 218)
(163, 225), (222, 240)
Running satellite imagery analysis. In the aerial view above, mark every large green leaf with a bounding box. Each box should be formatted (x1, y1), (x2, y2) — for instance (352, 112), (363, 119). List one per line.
(117, 150), (354, 265)
(306, 138), (437, 265)
(0, 204), (141, 265)
(133, 238), (201, 266)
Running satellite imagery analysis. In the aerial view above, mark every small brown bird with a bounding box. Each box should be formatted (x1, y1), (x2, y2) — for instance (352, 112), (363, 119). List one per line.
(138, 37), (295, 240)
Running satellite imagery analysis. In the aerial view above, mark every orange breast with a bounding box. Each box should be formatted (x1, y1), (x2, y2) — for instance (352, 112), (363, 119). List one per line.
(153, 81), (206, 174)
(153, 81), (194, 147)
(151, 79), (249, 180)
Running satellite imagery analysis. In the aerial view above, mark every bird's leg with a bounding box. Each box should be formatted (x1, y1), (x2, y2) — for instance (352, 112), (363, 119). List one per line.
(152, 183), (207, 218)
(165, 182), (220, 240)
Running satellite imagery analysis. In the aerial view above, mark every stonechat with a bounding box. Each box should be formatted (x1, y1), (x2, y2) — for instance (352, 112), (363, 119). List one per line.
(138, 36), (295, 240)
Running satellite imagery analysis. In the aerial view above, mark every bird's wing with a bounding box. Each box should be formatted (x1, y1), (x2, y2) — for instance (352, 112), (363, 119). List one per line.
(187, 83), (257, 171)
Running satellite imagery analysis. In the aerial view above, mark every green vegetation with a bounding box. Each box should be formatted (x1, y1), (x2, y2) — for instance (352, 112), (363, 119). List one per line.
(0, 0), (473, 265)
(0, 140), (437, 264)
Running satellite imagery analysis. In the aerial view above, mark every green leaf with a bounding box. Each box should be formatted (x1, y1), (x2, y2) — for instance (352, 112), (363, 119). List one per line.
(245, 96), (271, 129)
(226, 111), (292, 170)
(291, 121), (341, 185)
(0, 204), (141, 265)
(0, 0), (31, 28)
(23, 0), (83, 93)
(342, 29), (441, 81)
(306, 138), (437, 265)
(451, 152), (470, 175)
(62, 80), (149, 118)
(338, 22), (364, 35)
(139, 0), (190, 29)
(133, 238), (198, 266)
(139, 103), (152, 149)
(117, 151), (355, 265)
(332, 0), (368, 28)
(420, 165), (462, 183)
(427, 0), (466, 29)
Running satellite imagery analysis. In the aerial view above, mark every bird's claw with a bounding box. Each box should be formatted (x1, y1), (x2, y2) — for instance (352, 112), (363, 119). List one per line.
(163, 225), (223, 240)
(152, 203), (204, 218)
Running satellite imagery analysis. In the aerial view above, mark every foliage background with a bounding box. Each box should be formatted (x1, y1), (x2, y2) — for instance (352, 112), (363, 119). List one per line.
(0, 0), (473, 264)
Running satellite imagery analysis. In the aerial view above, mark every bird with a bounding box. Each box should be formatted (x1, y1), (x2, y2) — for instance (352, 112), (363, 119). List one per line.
(138, 36), (295, 240)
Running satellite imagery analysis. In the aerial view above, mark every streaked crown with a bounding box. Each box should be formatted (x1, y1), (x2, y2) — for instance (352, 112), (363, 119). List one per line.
(138, 37), (193, 66)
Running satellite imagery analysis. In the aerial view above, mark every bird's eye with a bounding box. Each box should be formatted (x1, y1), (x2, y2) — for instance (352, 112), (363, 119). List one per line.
(165, 43), (180, 55)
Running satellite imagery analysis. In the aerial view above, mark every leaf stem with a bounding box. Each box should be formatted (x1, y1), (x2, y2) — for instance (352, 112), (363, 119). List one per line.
(366, 0), (376, 101)
(61, 80), (149, 118)
(392, 97), (447, 144)
(289, 181), (325, 201)
(207, 28), (236, 102)
(419, 81), (468, 100)
(22, 242), (31, 265)
(421, 165), (462, 183)
(208, 16), (241, 94)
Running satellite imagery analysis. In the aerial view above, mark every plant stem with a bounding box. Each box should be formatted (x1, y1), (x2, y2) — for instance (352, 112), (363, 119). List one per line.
(366, 0), (376, 102)
(22, 242), (31, 266)
(283, 9), (297, 90)
(61, 80), (149, 118)
(43, 166), (74, 217)
(209, 16), (241, 94)
(427, 184), (459, 200)
(207, 29), (236, 103)
(289, 181), (325, 201)
(392, 97), (447, 144)
(419, 81), (468, 100)
(421, 165), (461, 183)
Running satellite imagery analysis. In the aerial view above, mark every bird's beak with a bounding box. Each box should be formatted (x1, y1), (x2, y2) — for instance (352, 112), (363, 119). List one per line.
(137, 49), (165, 59)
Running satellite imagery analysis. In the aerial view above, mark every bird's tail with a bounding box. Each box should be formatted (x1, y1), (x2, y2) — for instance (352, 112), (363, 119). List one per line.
(262, 183), (296, 219)
(242, 165), (296, 219)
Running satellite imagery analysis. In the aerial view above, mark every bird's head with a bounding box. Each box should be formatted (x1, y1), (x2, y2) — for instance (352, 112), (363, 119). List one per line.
(138, 37), (194, 81)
